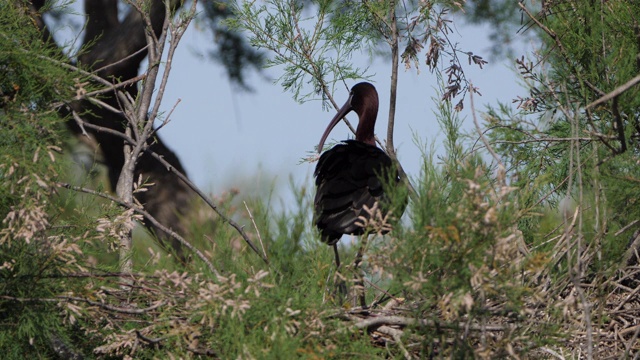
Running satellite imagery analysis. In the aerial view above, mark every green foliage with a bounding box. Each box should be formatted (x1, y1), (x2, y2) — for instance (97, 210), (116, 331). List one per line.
(2, 0), (639, 358)
(390, 163), (555, 357)
(361, 100), (561, 357)
(229, 0), (481, 110)
(0, 2), (97, 357)
(228, 0), (378, 106)
(487, 1), (640, 260)
(481, 3), (640, 355)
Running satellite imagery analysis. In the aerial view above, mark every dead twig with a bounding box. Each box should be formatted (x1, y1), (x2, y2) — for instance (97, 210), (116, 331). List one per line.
(71, 110), (136, 143)
(585, 74), (640, 110)
(614, 220), (639, 237)
(147, 152), (269, 265)
(1, 295), (166, 315)
(63, 111), (269, 266)
(55, 182), (221, 276)
(243, 201), (268, 262)
(135, 330), (166, 345)
(351, 315), (509, 332)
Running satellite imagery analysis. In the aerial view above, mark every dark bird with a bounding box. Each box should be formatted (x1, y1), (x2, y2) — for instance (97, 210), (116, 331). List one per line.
(314, 82), (405, 268)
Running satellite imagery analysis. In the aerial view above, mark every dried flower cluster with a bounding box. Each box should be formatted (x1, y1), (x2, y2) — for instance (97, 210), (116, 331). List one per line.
(401, 5), (487, 112)
(69, 268), (275, 357)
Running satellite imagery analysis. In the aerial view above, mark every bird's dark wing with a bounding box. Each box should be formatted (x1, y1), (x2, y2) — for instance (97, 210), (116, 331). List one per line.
(314, 140), (397, 244)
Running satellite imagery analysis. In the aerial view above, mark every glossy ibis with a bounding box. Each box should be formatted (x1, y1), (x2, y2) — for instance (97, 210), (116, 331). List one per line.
(314, 82), (405, 268)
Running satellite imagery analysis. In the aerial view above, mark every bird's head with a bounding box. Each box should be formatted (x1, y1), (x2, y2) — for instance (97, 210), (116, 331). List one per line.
(317, 82), (379, 153)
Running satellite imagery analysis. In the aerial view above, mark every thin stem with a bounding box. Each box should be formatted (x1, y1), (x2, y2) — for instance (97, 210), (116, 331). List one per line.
(384, 1), (416, 199)
(386, 0), (398, 155)
(0, 295), (166, 315)
(585, 74), (640, 109)
(67, 111), (269, 266)
(56, 182), (221, 277)
(243, 201), (268, 262)
(469, 82), (505, 177)
(146, 151), (270, 265)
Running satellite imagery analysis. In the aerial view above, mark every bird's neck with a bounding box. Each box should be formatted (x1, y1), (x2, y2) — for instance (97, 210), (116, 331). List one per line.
(355, 110), (377, 146)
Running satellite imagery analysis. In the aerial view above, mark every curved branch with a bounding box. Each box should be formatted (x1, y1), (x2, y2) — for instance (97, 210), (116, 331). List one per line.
(145, 151), (270, 266)
(0, 295), (166, 315)
(585, 74), (640, 110)
(55, 182), (222, 276)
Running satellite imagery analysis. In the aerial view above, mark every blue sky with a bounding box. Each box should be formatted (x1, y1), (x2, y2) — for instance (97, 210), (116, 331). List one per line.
(156, 16), (526, 207)
(51, 3), (528, 208)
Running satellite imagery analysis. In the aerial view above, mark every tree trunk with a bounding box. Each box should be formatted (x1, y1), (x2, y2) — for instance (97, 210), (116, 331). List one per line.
(31, 0), (194, 259)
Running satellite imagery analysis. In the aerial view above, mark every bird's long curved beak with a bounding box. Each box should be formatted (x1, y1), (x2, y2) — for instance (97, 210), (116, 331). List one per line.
(317, 97), (353, 153)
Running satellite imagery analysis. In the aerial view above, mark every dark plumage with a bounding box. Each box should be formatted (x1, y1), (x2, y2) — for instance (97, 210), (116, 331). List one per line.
(313, 82), (405, 267)
(314, 140), (397, 244)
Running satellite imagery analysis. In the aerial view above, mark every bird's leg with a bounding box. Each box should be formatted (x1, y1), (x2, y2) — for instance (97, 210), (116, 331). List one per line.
(332, 244), (348, 298)
(352, 235), (368, 308)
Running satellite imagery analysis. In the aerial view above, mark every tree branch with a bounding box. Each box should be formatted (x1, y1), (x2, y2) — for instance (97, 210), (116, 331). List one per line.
(55, 182), (222, 276)
(386, 0), (398, 156)
(66, 110), (269, 266)
(585, 74), (640, 110)
(349, 314), (509, 332)
(382, 1), (416, 199)
(0, 295), (166, 315)
(145, 151), (270, 265)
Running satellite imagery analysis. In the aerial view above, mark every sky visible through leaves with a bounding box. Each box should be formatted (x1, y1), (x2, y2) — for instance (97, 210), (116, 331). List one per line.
(53, 5), (527, 210)
(160, 18), (525, 209)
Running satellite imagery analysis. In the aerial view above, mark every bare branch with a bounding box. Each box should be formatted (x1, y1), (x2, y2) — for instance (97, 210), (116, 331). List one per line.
(71, 110), (136, 144)
(614, 220), (639, 237)
(386, 0), (399, 156)
(585, 74), (640, 110)
(61, 105), (269, 266)
(350, 314), (509, 332)
(0, 295), (166, 315)
(71, 111), (89, 137)
(135, 330), (166, 344)
(491, 137), (593, 145)
(381, 1), (416, 200)
(146, 151), (270, 265)
(92, 46), (150, 77)
(243, 201), (268, 262)
(55, 182), (221, 276)
(469, 82), (504, 175)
